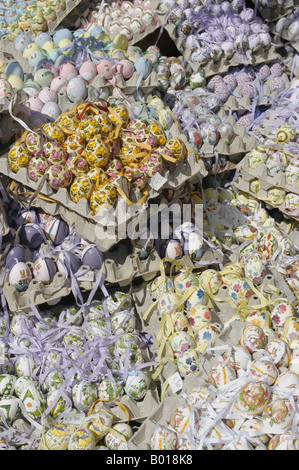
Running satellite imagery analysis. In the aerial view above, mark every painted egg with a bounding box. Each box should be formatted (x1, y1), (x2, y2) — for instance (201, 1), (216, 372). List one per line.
(44, 217), (69, 246)
(67, 76), (87, 101)
(0, 374), (16, 396)
(103, 428), (127, 450)
(114, 332), (140, 356)
(68, 427), (96, 450)
(246, 309), (272, 331)
(270, 302), (295, 335)
(8, 143), (31, 173)
(8, 262), (32, 292)
(268, 433), (299, 450)
(184, 287), (207, 310)
(165, 137), (187, 160)
(47, 164), (73, 190)
(111, 310), (136, 334)
(235, 381), (271, 415)
(15, 355), (39, 378)
(0, 396), (20, 425)
(89, 183), (118, 213)
(170, 331), (196, 357)
(87, 410), (113, 440)
(265, 339), (291, 368)
(47, 390), (71, 419)
(149, 276), (174, 299)
(244, 254), (266, 284)
(249, 357), (278, 385)
(69, 176), (94, 204)
(157, 292), (182, 317)
(14, 376), (38, 398)
(170, 404), (199, 435)
(20, 385), (46, 421)
(5, 244), (26, 270)
(124, 370), (150, 401)
(32, 256), (57, 284)
(97, 377), (124, 403)
(262, 398), (295, 434)
(197, 269), (222, 294)
(44, 424), (71, 450)
(83, 138), (109, 168)
(228, 278), (253, 306)
(62, 326), (85, 348)
(239, 324), (268, 353)
(150, 426), (178, 450)
(164, 239), (183, 260)
(174, 271), (198, 295)
(187, 304), (212, 331)
(239, 417), (270, 447)
(195, 324), (220, 350)
(72, 381), (98, 413)
(208, 362), (237, 388)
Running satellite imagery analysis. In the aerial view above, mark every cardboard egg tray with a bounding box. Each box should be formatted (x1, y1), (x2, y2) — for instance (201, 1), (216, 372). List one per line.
(130, 263), (295, 402)
(248, 0), (299, 23)
(0, 121), (206, 251)
(232, 169), (299, 222)
(127, 320), (280, 450)
(0, 88), (27, 115)
(163, 22), (279, 78)
(237, 152), (299, 198)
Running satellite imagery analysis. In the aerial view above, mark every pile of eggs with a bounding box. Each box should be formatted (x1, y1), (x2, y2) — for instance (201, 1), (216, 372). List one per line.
(0, 289), (153, 448)
(150, 324), (299, 450)
(8, 101), (189, 214)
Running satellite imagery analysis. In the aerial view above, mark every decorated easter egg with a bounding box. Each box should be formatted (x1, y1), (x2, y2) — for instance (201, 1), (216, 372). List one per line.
(262, 398), (295, 434)
(150, 426), (178, 450)
(8, 262), (32, 292)
(208, 362), (237, 388)
(0, 396), (20, 425)
(177, 348), (201, 376)
(0, 374), (16, 396)
(187, 304), (212, 331)
(170, 331), (196, 357)
(124, 370), (150, 401)
(32, 256), (57, 284)
(44, 424), (71, 450)
(68, 427), (96, 450)
(239, 324), (268, 353)
(72, 381), (98, 413)
(20, 384), (46, 421)
(249, 357), (278, 385)
(235, 381), (271, 415)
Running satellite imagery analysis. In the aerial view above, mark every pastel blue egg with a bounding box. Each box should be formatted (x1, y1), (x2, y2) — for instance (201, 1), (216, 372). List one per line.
(35, 32), (52, 47)
(47, 49), (62, 62)
(14, 32), (32, 52)
(53, 28), (73, 45)
(72, 28), (85, 39)
(28, 50), (47, 68)
(90, 26), (105, 38)
(5, 61), (23, 79)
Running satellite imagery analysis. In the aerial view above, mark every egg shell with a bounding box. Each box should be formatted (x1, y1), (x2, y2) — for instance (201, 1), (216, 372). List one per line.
(5, 245), (26, 269)
(72, 381), (98, 413)
(150, 427), (178, 450)
(20, 384), (46, 421)
(228, 278), (253, 306)
(249, 357), (278, 385)
(265, 339), (291, 368)
(14, 32), (32, 52)
(170, 404), (200, 434)
(0, 396), (20, 424)
(270, 302), (295, 333)
(8, 262), (32, 292)
(42, 101), (61, 119)
(32, 256), (57, 284)
(15, 355), (39, 377)
(59, 63), (78, 81)
(19, 223), (44, 249)
(88, 410), (113, 439)
(97, 377), (124, 402)
(239, 324), (268, 353)
(177, 348), (201, 376)
(262, 398), (295, 434)
(223, 346), (252, 372)
(68, 427), (96, 450)
(235, 381), (271, 415)
(208, 362), (237, 388)
(187, 304), (212, 331)
(184, 287), (207, 310)
(0, 374), (16, 396)
(79, 60), (96, 82)
(44, 424), (71, 450)
(170, 331), (196, 357)
(34, 69), (55, 87)
(66, 76), (87, 101)
(124, 370), (150, 400)
(164, 239), (183, 260)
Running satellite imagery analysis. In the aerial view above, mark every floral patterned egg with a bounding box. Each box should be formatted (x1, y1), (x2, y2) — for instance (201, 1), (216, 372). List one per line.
(173, 270), (198, 295)
(281, 318), (299, 346)
(197, 269), (222, 294)
(274, 371), (299, 401)
(111, 310), (136, 334)
(150, 426), (178, 450)
(43, 141), (66, 164)
(122, 167), (148, 189)
(124, 370), (150, 401)
(28, 155), (49, 182)
(114, 332), (140, 356)
(87, 168), (108, 187)
(235, 381), (271, 416)
(42, 370), (64, 393)
(222, 346), (252, 372)
(195, 324), (220, 350)
(0, 374), (16, 396)
(170, 331), (196, 357)
(25, 132), (41, 155)
(87, 413), (114, 443)
(20, 384), (46, 421)
(72, 381), (98, 413)
(149, 276), (174, 299)
(228, 278), (252, 306)
(90, 182), (117, 212)
(97, 377), (124, 403)
(85, 317), (109, 340)
(249, 358), (279, 385)
(165, 137), (187, 160)
(64, 134), (85, 155)
(108, 105), (129, 128)
(55, 114), (77, 134)
(239, 324), (268, 353)
(95, 113), (114, 135)
(77, 117), (101, 140)
(105, 291), (133, 314)
(44, 424), (71, 450)
(157, 292), (182, 316)
(69, 176), (94, 203)
(270, 302), (295, 334)
(244, 254), (266, 284)
(187, 383), (212, 410)
(246, 309), (272, 331)
(42, 123), (64, 143)
(233, 224), (258, 243)
(276, 123), (297, 143)
(262, 398), (295, 434)
(15, 376), (38, 398)
(8, 144), (31, 172)
(68, 427), (96, 450)
(268, 433), (299, 450)
(83, 138), (109, 168)
(208, 362), (237, 388)
(239, 417), (270, 447)
(103, 428), (127, 450)
(0, 396), (20, 425)
(184, 287), (207, 310)
(170, 405), (200, 434)
(47, 164), (73, 189)
(265, 339), (291, 368)
(147, 121), (168, 146)
(187, 304), (212, 331)
(140, 151), (163, 177)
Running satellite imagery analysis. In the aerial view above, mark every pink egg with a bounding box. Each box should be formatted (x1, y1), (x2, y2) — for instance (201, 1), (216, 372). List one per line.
(38, 87), (57, 104)
(50, 76), (68, 93)
(96, 59), (114, 79)
(26, 96), (44, 113)
(116, 59), (134, 79)
(59, 63), (78, 81)
(79, 60), (96, 82)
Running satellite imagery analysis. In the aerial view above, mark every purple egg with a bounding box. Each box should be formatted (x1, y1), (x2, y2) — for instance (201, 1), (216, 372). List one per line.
(44, 217), (69, 246)
(41, 101), (61, 119)
(19, 223), (44, 250)
(5, 245), (26, 269)
(81, 245), (105, 270)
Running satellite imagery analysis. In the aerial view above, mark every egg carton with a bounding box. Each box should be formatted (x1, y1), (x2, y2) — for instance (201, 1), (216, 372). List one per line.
(0, 124), (206, 251)
(163, 23), (279, 78)
(232, 169), (299, 222)
(284, 55), (299, 78)
(237, 154), (299, 198)
(90, 69), (159, 96)
(248, 0), (299, 23)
